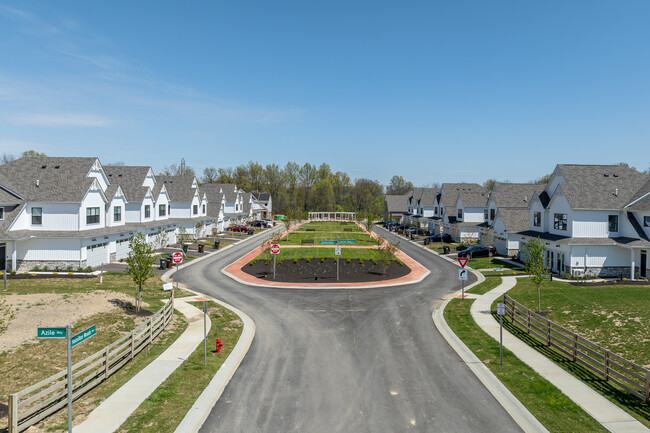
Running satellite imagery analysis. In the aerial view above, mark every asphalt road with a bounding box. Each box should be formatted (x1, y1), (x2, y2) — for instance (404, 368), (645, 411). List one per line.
(179, 227), (524, 433)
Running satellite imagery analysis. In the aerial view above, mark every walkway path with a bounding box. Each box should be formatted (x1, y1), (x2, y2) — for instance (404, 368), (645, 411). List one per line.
(470, 276), (649, 433)
(74, 297), (210, 433)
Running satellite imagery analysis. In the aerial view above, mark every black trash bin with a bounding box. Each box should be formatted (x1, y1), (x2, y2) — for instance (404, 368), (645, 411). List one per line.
(159, 257), (167, 270)
(443, 246), (450, 254)
(198, 244), (204, 253)
(214, 240), (220, 249)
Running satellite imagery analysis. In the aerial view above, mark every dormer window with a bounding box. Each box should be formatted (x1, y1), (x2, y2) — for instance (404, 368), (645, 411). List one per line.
(457, 209), (463, 219)
(644, 216), (650, 227)
(608, 215), (618, 232)
(86, 207), (100, 224)
(193, 205), (198, 215)
(32, 207), (42, 225)
(202, 204), (206, 214)
(0, 207), (3, 220)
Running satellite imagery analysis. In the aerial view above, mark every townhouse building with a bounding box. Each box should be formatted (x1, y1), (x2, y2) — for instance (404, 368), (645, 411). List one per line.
(383, 192), (410, 222)
(434, 183), (487, 241)
(518, 164), (649, 279)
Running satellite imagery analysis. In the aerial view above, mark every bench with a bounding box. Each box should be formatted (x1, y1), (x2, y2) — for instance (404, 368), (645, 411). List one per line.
(305, 228), (316, 232)
(301, 239), (315, 245)
(343, 228), (352, 232)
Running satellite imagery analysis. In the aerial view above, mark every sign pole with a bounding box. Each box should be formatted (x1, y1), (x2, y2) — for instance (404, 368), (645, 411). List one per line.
(461, 278), (464, 299)
(337, 236), (339, 281)
(3, 266), (7, 291)
(203, 300), (207, 367)
(500, 313), (503, 365)
(273, 253), (276, 280)
(67, 324), (72, 433)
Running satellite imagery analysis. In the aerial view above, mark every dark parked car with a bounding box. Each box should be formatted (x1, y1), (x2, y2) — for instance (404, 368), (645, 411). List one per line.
(405, 227), (426, 235)
(457, 245), (496, 258)
(424, 233), (453, 244)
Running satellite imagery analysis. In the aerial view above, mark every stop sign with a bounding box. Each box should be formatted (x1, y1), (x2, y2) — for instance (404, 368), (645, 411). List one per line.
(270, 244), (280, 255)
(172, 252), (183, 264)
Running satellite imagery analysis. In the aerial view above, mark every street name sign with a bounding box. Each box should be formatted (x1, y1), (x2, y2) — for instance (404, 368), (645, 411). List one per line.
(172, 252), (183, 264)
(320, 240), (337, 245)
(71, 325), (96, 348)
(458, 268), (468, 280)
(38, 327), (67, 339)
(457, 257), (469, 268)
(339, 240), (357, 244)
(270, 244), (280, 255)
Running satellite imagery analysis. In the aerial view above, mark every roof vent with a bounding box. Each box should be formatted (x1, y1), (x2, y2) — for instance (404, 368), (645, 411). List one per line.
(524, 196), (528, 202)
(108, 174), (113, 177)
(36, 179), (39, 187)
(604, 173), (609, 177)
(41, 165), (47, 169)
(54, 165), (60, 169)
(613, 173), (619, 177)
(614, 188), (619, 196)
(118, 174), (122, 177)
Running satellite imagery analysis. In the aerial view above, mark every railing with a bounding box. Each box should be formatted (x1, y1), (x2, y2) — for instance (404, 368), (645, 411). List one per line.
(7, 292), (175, 433)
(503, 294), (650, 404)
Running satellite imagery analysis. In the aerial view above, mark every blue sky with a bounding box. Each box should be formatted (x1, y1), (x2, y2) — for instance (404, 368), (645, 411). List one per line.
(1, 1), (649, 186)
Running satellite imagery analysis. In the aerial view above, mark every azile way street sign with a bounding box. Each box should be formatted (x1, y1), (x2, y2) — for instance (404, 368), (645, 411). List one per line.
(71, 324), (96, 348)
(37, 327), (67, 339)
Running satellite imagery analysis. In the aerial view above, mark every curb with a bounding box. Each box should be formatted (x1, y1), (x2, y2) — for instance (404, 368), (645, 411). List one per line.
(173, 297), (255, 433)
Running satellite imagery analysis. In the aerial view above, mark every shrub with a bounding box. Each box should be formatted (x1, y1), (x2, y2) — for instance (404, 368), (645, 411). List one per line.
(10, 270), (16, 276)
(358, 258), (363, 264)
(320, 257), (325, 263)
(264, 259), (271, 266)
(66, 265), (73, 272)
(42, 265), (49, 272)
(31, 265), (41, 272)
(278, 259), (283, 265)
(305, 258), (311, 263)
(77, 266), (84, 272)
(293, 258), (298, 264)
(54, 266), (61, 272)
(371, 259), (377, 265)
(396, 260), (403, 266)
(346, 258), (351, 263)
(85, 266), (93, 272)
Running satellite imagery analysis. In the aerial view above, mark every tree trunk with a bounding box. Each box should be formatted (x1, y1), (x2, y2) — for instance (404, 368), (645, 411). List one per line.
(537, 283), (541, 313)
(137, 284), (142, 312)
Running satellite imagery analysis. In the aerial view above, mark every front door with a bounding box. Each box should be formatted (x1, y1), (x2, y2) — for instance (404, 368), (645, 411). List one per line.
(641, 250), (647, 278)
(0, 244), (5, 271)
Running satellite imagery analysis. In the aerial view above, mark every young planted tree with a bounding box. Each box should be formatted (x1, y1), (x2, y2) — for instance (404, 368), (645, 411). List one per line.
(376, 236), (399, 275)
(482, 226), (495, 268)
(154, 230), (168, 251)
(366, 211), (373, 233)
(125, 233), (157, 312)
(521, 237), (548, 313)
(177, 227), (191, 246)
(283, 209), (295, 241)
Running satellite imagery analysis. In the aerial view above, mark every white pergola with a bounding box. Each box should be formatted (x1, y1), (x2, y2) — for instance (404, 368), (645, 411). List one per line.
(308, 211), (357, 221)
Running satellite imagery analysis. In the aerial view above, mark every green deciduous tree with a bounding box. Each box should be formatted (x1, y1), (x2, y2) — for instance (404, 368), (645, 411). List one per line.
(521, 237), (548, 313)
(386, 175), (414, 195)
(22, 150), (46, 157)
(125, 233), (156, 312)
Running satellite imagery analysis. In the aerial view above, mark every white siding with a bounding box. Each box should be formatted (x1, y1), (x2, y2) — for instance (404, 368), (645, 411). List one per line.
(143, 169), (156, 189)
(142, 196), (155, 222)
(80, 189), (107, 230)
(156, 191), (170, 220)
(464, 208), (485, 223)
(545, 173), (566, 198)
(529, 200), (545, 233)
(547, 194), (573, 237)
(573, 210), (620, 238)
(17, 238), (82, 261)
(171, 202), (191, 218)
(107, 196), (126, 227)
(11, 203), (80, 231)
(569, 245), (630, 268)
(125, 203), (141, 222)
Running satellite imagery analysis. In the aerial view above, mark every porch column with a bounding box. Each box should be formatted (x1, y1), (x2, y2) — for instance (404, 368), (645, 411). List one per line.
(631, 248), (636, 281)
(11, 241), (16, 271)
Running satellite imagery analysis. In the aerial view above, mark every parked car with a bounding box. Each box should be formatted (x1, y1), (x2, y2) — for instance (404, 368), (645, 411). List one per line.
(457, 245), (496, 258)
(262, 219), (274, 227)
(251, 220), (265, 227)
(424, 234), (453, 244)
(227, 225), (249, 232)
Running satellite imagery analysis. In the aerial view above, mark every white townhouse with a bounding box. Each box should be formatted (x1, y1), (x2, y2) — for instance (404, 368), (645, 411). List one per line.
(436, 183), (487, 241)
(251, 192), (272, 219)
(483, 182), (542, 256)
(384, 192), (410, 223)
(215, 184), (245, 225)
(156, 175), (210, 237)
(200, 183), (227, 233)
(519, 164), (650, 279)
(0, 158), (215, 271)
(404, 188), (439, 230)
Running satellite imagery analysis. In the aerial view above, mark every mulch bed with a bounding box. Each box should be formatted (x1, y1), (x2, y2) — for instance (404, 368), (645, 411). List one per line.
(242, 258), (411, 283)
(1, 273), (96, 280)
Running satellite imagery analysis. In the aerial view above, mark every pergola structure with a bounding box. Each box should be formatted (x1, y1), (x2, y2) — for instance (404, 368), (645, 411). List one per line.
(308, 211), (356, 221)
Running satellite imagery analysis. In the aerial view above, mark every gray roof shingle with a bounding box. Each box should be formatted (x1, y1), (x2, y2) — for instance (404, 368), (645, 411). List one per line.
(104, 166), (152, 202)
(156, 176), (197, 202)
(385, 194), (410, 213)
(491, 183), (541, 208)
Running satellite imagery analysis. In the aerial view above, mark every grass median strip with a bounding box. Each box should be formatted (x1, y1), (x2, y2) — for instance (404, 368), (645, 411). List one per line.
(444, 297), (607, 433)
(116, 301), (244, 433)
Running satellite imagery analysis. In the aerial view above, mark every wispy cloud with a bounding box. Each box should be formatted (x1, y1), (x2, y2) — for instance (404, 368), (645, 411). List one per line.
(9, 113), (116, 128)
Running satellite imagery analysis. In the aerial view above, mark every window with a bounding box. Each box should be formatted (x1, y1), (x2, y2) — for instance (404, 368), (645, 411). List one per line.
(608, 214), (618, 232)
(533, 212), (541, 227)
(144, 205), (151, 218)
(554, 213), (567, 231)
(86, 207), (100, 224)
(167, 204), (170, 215)
(193, 204), (198, 215)
(435, 207), (438, 215)
(483, 209), (488, 220)
(159, 204), (166, 217)
(457, 209), (463, 219)
(490, 209), (496, 220)
(32, 207), (42, 225)
(645, 216), (650, 227)
(202, 204), (206, 214)
(0, 207), (3, 220)
(113, 206), (122, 222)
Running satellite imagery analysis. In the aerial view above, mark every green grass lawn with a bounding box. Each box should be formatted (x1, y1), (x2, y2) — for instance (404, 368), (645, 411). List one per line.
(295, 221), (363, 232)
(498, 277), (650, 427)
(444, 298), (607, 433)
(466, 257), (521, 269)
(466, 277), (501, 295)
(116, 301), (243, 433)
(279, 231), (377, 246)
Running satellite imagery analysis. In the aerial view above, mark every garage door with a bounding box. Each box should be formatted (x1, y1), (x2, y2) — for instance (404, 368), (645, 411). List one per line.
(115, 239), (130, 260)
(494, 237), (508, 256)
(86, 243), (108, 268)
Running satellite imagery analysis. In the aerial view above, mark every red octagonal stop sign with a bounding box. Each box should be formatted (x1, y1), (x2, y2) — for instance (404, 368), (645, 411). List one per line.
(270, 244), (280, 255)
(172, 252), (183, 264)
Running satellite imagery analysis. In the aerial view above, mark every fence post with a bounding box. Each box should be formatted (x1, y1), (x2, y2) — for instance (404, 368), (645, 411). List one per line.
(104, 346), (110, 379)
(645, 370), (650, 404)
(148, 318), (153, 344)
(510, 298), (515, 321)
(573, 333), (578, 361)
(547, 320), (551, 346)
(604, 349), (610, 381)
(527, 309), (531, 333)
(9, 393), (18, 433)
(130, 330), (135, 360)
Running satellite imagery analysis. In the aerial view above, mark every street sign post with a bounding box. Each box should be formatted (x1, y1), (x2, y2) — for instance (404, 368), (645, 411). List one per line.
(270, 244), (280, 280)
(457, 257), (469, 268)
(37, 326), (67, 339)
(458, 268), (468, 299)
(497, 302), (506, 364)
(173, 252), (183, 291)
(203, 300), (207, 366)
(71, 325), (96, 348)
(335, 244), (341, 281)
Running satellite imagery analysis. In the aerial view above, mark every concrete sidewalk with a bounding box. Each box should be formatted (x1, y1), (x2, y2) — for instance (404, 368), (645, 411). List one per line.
(74, 297), (210, 433)
(471, 276), (649, 433)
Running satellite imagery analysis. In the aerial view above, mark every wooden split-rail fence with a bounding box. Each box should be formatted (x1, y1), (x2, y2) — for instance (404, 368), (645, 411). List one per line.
(7, 293), (175, 433)
(503, 294), (650, 404)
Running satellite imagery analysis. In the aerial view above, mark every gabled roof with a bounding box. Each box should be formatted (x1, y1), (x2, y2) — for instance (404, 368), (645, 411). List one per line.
(497, 208), (531, 233)
(212, 184), (238, 203)
(626, 178), (650, 211)
(104, 165), (152, 202)
(0, 202), (26, 235)
(156, 175), (198, 202)
(490, 183), (540, 208)
(420, 188), (440, 206)
(385, 194), (410, 213)
(0, 157), (99, 202)
(554, 164), (648, 210)
(440, 183), (486, 208)
(252, 192), (271, 202)
(458, 190), (489, 208)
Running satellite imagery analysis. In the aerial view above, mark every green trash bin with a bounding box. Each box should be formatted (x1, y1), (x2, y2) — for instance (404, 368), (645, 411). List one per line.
(214, 240), (220, 249)
(443, 246), (450, 254)
(182, 244), (188, 254)
(159, 258), (167, 270)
